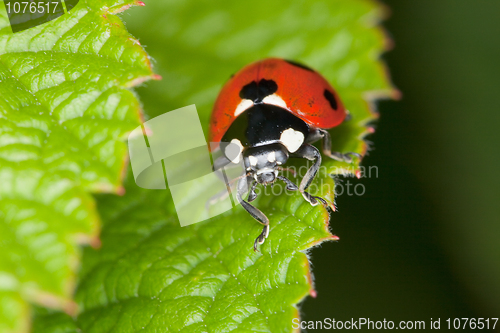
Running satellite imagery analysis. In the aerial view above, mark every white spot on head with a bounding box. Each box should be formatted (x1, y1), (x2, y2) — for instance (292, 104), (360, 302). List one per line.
(234, 99), (254, 116)
(249, 155), (258, 166)
(262, 94), (287, 109)
(280, 128), (304, 153)
(225, 138), (243, 164)
(267, 151), (276, 163)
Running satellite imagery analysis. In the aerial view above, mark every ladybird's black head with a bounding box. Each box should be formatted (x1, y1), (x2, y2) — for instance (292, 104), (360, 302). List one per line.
(243, 143), (289, 185)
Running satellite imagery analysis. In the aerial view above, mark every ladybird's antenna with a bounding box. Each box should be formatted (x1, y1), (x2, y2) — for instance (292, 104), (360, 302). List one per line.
(276, 166), (297, 176)
(226, 172), (252, 187)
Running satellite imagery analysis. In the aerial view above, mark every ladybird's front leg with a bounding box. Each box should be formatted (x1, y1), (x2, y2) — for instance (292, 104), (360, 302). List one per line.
(277, 175), (298, 191)
(208, 158), (249, 210)
(293, 144), (329, 208)
(294, 144), (321, 191)
(318, 129), (361, 163)
(236, 177), (270, 251)
(279, 173), (325, 206)
(247, 181), (258, 202)
(301, 191), (328, 207)
(212, 155), (232, 172)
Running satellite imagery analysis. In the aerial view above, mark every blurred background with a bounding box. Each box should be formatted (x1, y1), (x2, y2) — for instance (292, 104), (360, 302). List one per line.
(124, 0), (500, 331)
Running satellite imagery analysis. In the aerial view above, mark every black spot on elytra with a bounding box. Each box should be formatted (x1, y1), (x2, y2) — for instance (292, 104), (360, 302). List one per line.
(239, 79), (278, 103)
(324, 89), (338, 110)
(285, 59), (314, 72)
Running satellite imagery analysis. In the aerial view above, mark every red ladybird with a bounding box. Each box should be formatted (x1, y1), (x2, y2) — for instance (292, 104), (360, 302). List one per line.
(209, 58), (358, 250)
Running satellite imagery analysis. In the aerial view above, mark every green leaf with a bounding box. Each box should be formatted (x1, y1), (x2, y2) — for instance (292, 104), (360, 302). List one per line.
(32, 307), (79, 333)
(0, 0), (156, 331)
(33, 0), (396, 332)
(79, 177), (337, 332)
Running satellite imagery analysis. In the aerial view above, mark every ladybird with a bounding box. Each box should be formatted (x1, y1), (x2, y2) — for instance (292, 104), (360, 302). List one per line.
(209, 58), (358, 251)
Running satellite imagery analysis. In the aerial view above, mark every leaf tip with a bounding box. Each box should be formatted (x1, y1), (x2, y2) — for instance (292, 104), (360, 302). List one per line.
(64, 300), (79, 316)
(125, 73), (161, 87)
(108, 1), (146, 14)
(392, 88), (403, 100)
(74, 233), (102, 248)
(89, 236), (102, 249)
(129, 37), (141, 45)
(126, 76), (152, 87)
(117, 186), (126, 196)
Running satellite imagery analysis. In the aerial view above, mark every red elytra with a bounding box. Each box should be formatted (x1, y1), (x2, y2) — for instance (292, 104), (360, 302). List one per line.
(209, 58), (347, 147)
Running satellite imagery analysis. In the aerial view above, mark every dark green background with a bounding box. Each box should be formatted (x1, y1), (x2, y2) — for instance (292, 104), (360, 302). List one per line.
(300, 0), (500, 331)
(125, 0), (500, 331)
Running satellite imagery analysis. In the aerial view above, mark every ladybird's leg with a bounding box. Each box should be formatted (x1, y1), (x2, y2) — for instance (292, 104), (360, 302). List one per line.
(294, 144), (321, 191)
(213, 155), (232, 171)
(211, 156), (231, 185)
(212, 155), (233, 183)
(212, 155), (249, 193)
(236, 177), (270, 251)
(207, 169), (250, 210)
(247, 181), (258, 202)
(206, 176), (244, 210)
(293, 144), (328, 207)
(301, 191), (328, 207)
(277, 175), (298, 191)
(318, 129), (361, 163)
